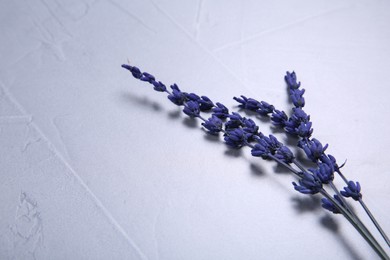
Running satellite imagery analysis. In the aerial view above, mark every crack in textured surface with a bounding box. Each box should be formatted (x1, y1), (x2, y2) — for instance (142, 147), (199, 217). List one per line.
(0, 83), (148, 260)
(213, 4), (353, 52)
(9, 192), (44, 260)
(107, 0), (156, 33)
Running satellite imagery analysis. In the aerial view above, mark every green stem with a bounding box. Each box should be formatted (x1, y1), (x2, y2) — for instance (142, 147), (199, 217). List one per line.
(359, 198), (390, 247)
(321, 190), (389, 259)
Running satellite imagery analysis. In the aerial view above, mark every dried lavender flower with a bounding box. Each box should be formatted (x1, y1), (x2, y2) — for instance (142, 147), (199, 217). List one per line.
(183, 100), (200, 118)
(321, 195), (343, 214)
(271, 109), (288, 127)
(310, 163), (334, 184)
(285, 71), (301, 89)
(341, 181), (362, 201)
(274, 146), (295, 164)
(293, 171), (323, 195)
(168, 84), (186, 106)
(212, 102), (229, 119)
(202, 115), (223, 134)
(299, 138), (329, 163)
(224, 128), (249, 148)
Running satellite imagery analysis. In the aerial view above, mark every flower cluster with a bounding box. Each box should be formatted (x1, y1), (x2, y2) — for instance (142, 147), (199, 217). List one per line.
(122, 64), (389, 258)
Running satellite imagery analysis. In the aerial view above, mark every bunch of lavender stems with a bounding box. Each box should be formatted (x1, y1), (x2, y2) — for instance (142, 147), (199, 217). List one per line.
(121, 64), (389, 259)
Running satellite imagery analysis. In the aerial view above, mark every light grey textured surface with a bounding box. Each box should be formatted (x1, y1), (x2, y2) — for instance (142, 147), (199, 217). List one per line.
(1, 0), (389, 259)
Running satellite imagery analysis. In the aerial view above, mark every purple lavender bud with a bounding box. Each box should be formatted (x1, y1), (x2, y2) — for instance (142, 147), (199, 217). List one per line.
(285, 71), (301, 89)
(167, 84), (186, 106)
(140, 72), (156, 83)
(285, 108), (311, 135)
(323, 154), (343, 172)
(224, 128), (249, 148)
(251, 143), (270, 159)
(233, 95), (260, 111)
(290, 88), (305, 107)
(291, 107), (310, 123)
(301, 138), (328, 162)
(183, 101), (200, 118)
(242, 118), (259, 135)
(202, 115), (223, 134)
(152, 81), (167, 92)
(311, 163), (334, 184)
(275, 146), (295, 164)
(296, 121), (313, 138)
(199, 96), (214, 111)
(341, 181), (362, 201)
(293, 171), (323, 195)
(265, 135), (282, 153)
(212, 102), (229, 119)
(241, 118), (259, 142)
(321, 195), (343, 214)
(257, 101), (275, 116)
(225, 112), (244, 130)
(121, 64), (142, 79)
(271, 110), (288, 127)
(185, 93), (200, 101)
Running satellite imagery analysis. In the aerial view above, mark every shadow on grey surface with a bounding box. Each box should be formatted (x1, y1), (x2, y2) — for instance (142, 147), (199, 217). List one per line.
(120, 91), (163, 112)
(291, 195), (321, 213)
(249, 162), (266, 177)
(321, 215), (364, 260)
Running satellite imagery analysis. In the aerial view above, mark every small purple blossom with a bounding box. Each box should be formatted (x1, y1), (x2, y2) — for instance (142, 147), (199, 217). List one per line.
(290, 88), (305, 107)
(251, 143), (270, 159)
(167, 84), (186, 106)
(285, 108), (311, 135)
(225, 112), (244, 130)
(212, 102), (229, 119)
(234, 95), (260, 111)
(321, 195), (343, 214)
(293, 171), (323, 195)
(202, 115), (223, 134)
(242, 118), (259, 136)
(285, 71), (301, 89)
(199, 96), (214, 111)
(322, 154), (345, 172)
(152, 81), (167, 92)
(140, 72), (156, 83)
(263, 135), (282, 153)
(183, 101), (200, 117)
(275, 146), (295, 164)
(271, 109), (288, 127)
(185, 93), (200, 101)
(251, 135), (282, 160)
(257, 101), (275, 116)
(296, 121), (313, 138)
(341, 181), (362, 201)
(299, 138), (328, 163)
(121, 64), (142, 79)
(311, 163), (334, 184)
(224, 128), (249, 148)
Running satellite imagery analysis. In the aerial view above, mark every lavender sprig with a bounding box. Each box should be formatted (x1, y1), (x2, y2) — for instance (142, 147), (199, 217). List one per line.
(122, 64), (389, 259)
(234, 71), (390, 250)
